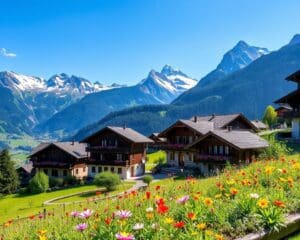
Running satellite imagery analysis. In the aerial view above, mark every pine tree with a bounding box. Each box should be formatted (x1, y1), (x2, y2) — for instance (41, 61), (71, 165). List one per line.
(0, 149), (19, 194)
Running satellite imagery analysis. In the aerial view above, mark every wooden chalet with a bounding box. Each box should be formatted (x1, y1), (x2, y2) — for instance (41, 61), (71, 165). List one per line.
(186, 129), (269, 174)
(29, 142), (89, 179)
(16, 162), (33, 186)
(158, 113), (267, 171)
(82, 126), (153, 179)
(275, 70), (300, 139)
(251, 120), (268, 131)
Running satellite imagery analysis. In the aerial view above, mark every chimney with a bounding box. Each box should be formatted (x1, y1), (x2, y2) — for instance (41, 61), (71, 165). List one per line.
(227, 126), (232, 132)
(193, 116), (197, 122)
(71, 139), (75, 145)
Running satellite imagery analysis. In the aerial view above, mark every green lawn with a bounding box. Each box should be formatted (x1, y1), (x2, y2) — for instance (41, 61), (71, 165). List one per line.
(0, 182), (134, 223)
(146, 150), (166, 171)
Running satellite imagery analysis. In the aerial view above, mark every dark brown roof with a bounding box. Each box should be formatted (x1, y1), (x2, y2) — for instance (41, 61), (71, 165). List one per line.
(17, 162), (33, 173)
(187, 130), (269, 150)
(30, 142), (88, 159)
(286, 70), (300, 83)
(274, 89), (300, 105)
(275, 104), (292, 111)
(190, 113), (258, 130)
(83, 126), (153, 144)
(251, 120), (268, 130)
(158, 119), (214, 137)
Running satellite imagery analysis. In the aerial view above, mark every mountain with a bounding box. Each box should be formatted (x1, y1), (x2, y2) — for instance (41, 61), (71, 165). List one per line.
(0, 71), (117, 135)
(288, 34), (300, 46)
(34, 66), (196, 137)
(73, 38), (299, 140)
(196, 40), (269, 88)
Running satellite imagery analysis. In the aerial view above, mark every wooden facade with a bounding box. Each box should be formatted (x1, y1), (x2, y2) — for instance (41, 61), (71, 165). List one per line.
(83, 127), (151, 179)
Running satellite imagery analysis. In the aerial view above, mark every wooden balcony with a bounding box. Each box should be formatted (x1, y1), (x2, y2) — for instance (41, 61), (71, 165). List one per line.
(159, 143), (187, 150)
(86, 146), (130, 153)
(194, 154), (234, 163)
(88, 158), (143, 166)
(282, 110), (300, 118)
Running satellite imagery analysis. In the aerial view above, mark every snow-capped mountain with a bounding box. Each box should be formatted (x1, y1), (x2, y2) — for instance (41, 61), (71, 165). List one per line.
(216, 40), (269, 74)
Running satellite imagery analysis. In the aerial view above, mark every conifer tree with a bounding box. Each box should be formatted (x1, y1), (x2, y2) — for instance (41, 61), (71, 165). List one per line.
(0, 149), (19, 194)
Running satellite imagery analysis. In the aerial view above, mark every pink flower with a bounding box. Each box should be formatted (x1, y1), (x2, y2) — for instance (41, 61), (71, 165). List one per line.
(70, 211), (79, 217)
(115, 232), (135, 240)
(176, 195), (190, 204)
(115, 210), (132, 220)
(79, 209), (93, 219)
(75, 223), (88, 232)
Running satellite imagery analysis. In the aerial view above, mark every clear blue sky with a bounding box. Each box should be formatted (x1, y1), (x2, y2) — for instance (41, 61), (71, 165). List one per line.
(0, 0), (299, 85)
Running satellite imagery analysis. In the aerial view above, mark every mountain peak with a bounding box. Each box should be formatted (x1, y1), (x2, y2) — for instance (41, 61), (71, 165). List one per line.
(234, 40), (249, 49)
(288, 34), (300, 46)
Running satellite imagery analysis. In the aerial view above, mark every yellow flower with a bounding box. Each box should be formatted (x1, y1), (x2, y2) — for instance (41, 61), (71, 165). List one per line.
(38, 230), (47, 235)
(230, 188), (238, 195)
(265, 166), (274, 175)
(292, 162), (300, 170)
(215, 194), (222, 199)
(164, 217), (174, 224)
(226, 179), (235, 185)
(204, 197), (213, 206)
(197, 223), (206, 230)
(215, 233), (224, 240)
(257, 199), (269, 209)
(205, 230), (213, 236)
(39, 236), (47, 240)
(146, 212), (154, 219)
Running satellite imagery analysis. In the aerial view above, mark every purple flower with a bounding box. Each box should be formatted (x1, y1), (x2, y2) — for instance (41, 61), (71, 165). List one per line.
(115, 210), (132, 220)
(176, 195), (190, 204)
(115, 232), (135, 240)
(75, 223), (88, 232)
(79, 209), (93, 219)
(70, 211), (79, 217)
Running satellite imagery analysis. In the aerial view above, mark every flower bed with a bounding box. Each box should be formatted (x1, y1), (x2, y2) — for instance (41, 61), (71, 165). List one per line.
(2, 158), (299, 239)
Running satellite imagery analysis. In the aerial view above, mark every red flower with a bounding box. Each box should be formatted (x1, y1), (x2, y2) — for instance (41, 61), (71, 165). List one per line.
(95, 191), (101, 196)
(156, 198), (165, 206)
(273, 200), (285, 208)
(105, 217), (112, 225)
(155, 185), (161, 191)
(146, 191), (151, 199)
(157, 204), (169, 214)
(174, 221), (185, 228)
(187, 212), (196, 220)
(29, 215), (35, 220)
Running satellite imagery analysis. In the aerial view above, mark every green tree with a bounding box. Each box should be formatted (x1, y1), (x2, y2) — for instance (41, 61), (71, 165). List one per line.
(93, 171), (121, 191)
(262, 105), (277, 128)
(142, 174), (153, 186)
(28, 171), (49, 194)
(0, 149), (19, 194)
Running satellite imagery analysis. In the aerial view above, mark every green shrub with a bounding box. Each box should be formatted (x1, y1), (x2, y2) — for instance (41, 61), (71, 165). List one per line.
(49, 177), (64, 188)
(142, 174), (153, 185)
(63, 175), (78, 186)
(27, 171), (49, 194)
(259, 134), (291, 159)
(93, 171), (120, 191)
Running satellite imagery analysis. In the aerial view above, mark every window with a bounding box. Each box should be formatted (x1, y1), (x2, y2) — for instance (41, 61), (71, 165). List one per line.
(92, 166), (96, 173)
(214, 146), (218, 155)
(83, 167), (86, 172)
(170, 152), (174, 161)
(98, 166), (102, 173)
(104, 167), (108, 171)
(118, 168), (122, 174)
(63, 170), (67, 177)
(189, 136), (193, 143)
(51, 169), (58, 177)
(208, 146), (212, 155)
(75, 169), (79, 174)
(225, 146), (229, 155)
(117, 154), (122, 161)
(219, 146), (224, 155)
(111, 167), (114, 172)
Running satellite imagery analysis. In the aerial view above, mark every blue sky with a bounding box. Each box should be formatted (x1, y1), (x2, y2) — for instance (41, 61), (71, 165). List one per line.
(0, 0), (299, 85)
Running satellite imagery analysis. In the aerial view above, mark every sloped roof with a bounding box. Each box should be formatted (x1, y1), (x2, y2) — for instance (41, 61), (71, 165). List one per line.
(286, 70), (300, 83)
(187, 130), (269, 150)
(158, 119), (214, 137)
(30, 142), (88, 159)
(190, 113), (257, 130)
(83, 126), (153, 143)
(251, 120), (268, 130)
(17, 162), (33, 173)
(274, 89), (300, 104)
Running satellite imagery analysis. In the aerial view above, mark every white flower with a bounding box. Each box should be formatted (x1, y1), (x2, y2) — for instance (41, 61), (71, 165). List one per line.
(146, 207), (153, 212)
(133, 223), (144, 230)
(151, 223), (159, 230)
(250, 193), (259, 199)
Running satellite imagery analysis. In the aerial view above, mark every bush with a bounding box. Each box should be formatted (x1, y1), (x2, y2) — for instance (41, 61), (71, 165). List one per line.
(64, 176), (78, 186)
(93, 171), (120, 191)
(49, 177), (64, 188)
(259, 134), (291, 159)
(27, 171), (49, 194)
(142, 174), (153, 185)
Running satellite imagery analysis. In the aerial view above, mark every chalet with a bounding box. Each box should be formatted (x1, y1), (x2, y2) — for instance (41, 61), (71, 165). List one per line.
(29, 142), (89, 179)
(148, 133), (167, 144)
(186, 129), (269, 174)
(275, 105), (292, 118)
(275, 70), (300, 139)
(158, 113), (268, 171)
(16, 162), (33, 186)
(251, 120), (268, 131)
(82, 126), (153, 179)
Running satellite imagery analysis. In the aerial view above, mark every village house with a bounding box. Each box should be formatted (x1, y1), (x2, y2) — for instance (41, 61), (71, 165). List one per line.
(29, 142), (89, 179)
(82, 126), (153, 179)
(16, 162), (34, 186)
(275, 70), (300, 139)
(158, 113), (268, 174)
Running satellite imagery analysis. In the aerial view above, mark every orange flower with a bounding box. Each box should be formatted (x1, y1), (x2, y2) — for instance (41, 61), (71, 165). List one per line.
(174, 221), (185, 228)
(105, 217), (112, 225)
(187, 212), (196, 220)
(273, 200), (285, 208)
(204, 198), (213, 206)
(257, 199), (269, 209)
(230, 188), (238, 195)
(146, 191), (151, 199)
(215, 233), (224, 240)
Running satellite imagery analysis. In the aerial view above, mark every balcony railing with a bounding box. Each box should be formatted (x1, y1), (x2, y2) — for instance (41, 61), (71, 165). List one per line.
(159, 143), (187, 150)
(88, 158), (143, 166)
(194, 154), (233, 162)
(282, 110), (300, 118)
(86, 146), (130, 153)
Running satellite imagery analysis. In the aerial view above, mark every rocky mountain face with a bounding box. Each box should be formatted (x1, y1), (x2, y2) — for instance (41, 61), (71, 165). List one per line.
(35, 66), (197, 137)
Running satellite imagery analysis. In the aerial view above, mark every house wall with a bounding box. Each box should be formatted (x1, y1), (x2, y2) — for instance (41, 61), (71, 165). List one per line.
(292, 118), (300, 139)
(37, 164), (88, 179)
